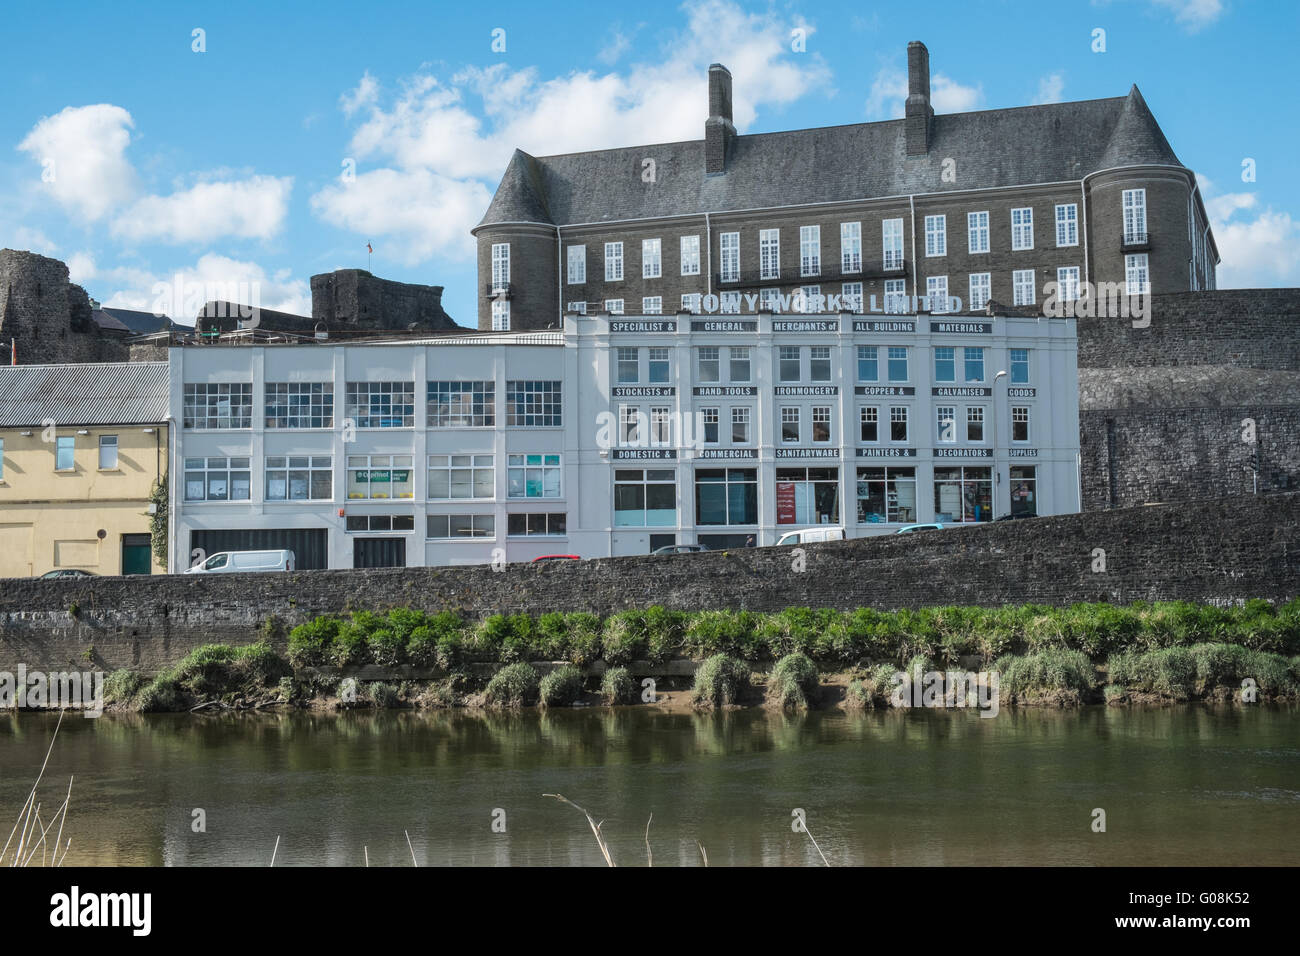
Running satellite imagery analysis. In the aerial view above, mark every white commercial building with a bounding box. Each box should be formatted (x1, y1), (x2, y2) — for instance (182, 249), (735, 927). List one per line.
(168, 310), (1079, 570)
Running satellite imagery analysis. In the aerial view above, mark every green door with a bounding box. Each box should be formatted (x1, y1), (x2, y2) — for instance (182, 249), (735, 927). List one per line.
(121, 534), (152, 575)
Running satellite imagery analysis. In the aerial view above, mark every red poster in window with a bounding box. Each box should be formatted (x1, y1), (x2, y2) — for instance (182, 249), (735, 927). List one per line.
(776, 482), (797, 524)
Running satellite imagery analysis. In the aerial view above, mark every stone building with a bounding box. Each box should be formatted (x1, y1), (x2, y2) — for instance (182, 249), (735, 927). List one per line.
(310, 269), (462, 332)
(472, 40), (1218, 332)
(0, 249), (129, 365)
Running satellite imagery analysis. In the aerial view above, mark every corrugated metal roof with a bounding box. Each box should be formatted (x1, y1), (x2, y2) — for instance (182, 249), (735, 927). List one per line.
(0, 363), (169, 427)
(370, 331), (565, 346)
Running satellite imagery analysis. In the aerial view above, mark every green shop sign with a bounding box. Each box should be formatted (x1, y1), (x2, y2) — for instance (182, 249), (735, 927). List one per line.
(354, 469), (410, 483)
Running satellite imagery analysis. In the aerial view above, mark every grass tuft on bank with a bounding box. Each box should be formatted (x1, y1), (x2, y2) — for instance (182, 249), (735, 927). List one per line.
(483, 662), (540, 708)
(765, 653), (820, 710)
(115, 641), (292, 712)
(692, 654), (750, 709)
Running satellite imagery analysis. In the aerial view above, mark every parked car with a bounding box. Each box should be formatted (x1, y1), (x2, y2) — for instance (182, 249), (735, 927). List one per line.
(38, 569), (96, 579)
(531, 554), (580, 562)
(185, 549), (296, 573)
(995, 512), (1038, 521)
(895, 523), (945, 534)
(651, 544), (708, 555)
(774, 526), (846, 546)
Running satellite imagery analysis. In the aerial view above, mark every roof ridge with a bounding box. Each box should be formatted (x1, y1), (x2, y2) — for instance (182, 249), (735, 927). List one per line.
(525, 94), (1131, 163)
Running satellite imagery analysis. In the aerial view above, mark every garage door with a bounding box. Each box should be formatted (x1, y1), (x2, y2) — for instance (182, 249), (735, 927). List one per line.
(189, 528), (329, 570)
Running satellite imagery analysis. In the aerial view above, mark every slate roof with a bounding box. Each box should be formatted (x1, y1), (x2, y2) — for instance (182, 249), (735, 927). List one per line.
(0, 362), (169, 428)
(98, 307), (175, 335)
(91, 309), (132, 333)
(477, 86), (1184, 228)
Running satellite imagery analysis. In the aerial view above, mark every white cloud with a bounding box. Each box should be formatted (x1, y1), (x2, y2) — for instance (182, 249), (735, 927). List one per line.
(93, 252), (310, 320)
(1032, 73), (1065, 105)
(865, 69), (908, 120)
(1204, 191), (1254, 223)
(1150, 0), (1224, 31)
(340, 72), (379, 117)
(1200, 176), (1300, 288)
(311, 168), (490, 265)
(866, 67), (983, 119)
(111, 175), (293, 243)
(597, 28), (633, 65)
(66, 251), (96, 282)
(1210, 207), (1300, 288)
(17, 104), (291, 244)
(4, 225), (59, 255)
(16, 104), (137, 221)
(932, 74), (984, 113)
(313, 0), (833, 263)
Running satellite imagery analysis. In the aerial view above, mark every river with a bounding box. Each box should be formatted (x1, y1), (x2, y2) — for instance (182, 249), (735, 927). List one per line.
(2, 706), (1297, 866)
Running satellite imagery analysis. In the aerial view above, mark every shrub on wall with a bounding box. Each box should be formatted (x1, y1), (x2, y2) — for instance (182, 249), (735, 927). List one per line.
(276, 599), (1300, 672)
(602, 611), (647, 665)
(367, 628), (406, 667)
(642, 606), (686, 663)
(287, 616), (342, 667)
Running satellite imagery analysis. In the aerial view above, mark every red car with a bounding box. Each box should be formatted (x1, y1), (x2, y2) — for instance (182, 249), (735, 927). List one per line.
(531, 554), (580, 562)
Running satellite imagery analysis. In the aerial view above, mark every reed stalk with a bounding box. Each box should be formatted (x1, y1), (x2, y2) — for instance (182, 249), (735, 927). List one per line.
(543, 793), (615, 867)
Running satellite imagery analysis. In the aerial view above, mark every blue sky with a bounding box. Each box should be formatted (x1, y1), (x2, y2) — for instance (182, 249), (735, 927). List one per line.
(1, 0), (1296, 326)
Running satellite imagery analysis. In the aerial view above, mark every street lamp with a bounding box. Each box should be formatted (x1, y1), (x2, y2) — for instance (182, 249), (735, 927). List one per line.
(991, 370), (1008, 495)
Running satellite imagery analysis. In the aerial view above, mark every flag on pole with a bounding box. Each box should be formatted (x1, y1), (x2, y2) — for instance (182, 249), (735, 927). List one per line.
(367, 242), (373, 254)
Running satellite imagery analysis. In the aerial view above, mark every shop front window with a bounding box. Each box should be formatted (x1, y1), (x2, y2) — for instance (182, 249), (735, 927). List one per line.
(856, 467), (917, 523)
(695, 468), (757, 526)
(1010, 465), (1037, 516)
(775, 467), (840, 526)
(614, 469), (677, 527)
(934, 466), (993, 523)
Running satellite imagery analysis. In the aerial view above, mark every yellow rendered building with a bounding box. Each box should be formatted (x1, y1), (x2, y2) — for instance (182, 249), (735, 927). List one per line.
(0, 363), (169, 577)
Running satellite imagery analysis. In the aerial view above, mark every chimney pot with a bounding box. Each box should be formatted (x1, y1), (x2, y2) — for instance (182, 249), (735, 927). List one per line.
(905, 41), (933, 156)
(705, 63), (735, 175)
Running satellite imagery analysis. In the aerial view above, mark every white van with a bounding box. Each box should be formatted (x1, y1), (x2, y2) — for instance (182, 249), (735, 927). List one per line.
(774, 527), (846, 547)
(186, 549), (296, 574)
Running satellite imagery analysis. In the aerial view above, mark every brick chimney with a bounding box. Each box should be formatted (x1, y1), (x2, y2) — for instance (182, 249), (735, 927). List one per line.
(705, 63), (735, 175)
(905, 41), (933, 156)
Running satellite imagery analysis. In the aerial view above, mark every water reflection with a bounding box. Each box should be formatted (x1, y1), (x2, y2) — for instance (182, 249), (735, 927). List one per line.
(2, 705), (1297, 866)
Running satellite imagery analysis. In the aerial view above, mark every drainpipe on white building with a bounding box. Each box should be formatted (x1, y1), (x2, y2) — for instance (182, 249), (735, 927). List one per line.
(908, 195), (917, 303)
(164, 413), (178, 573)
(1079, 180), (1090, 292)
(705, 212), (712, 299)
